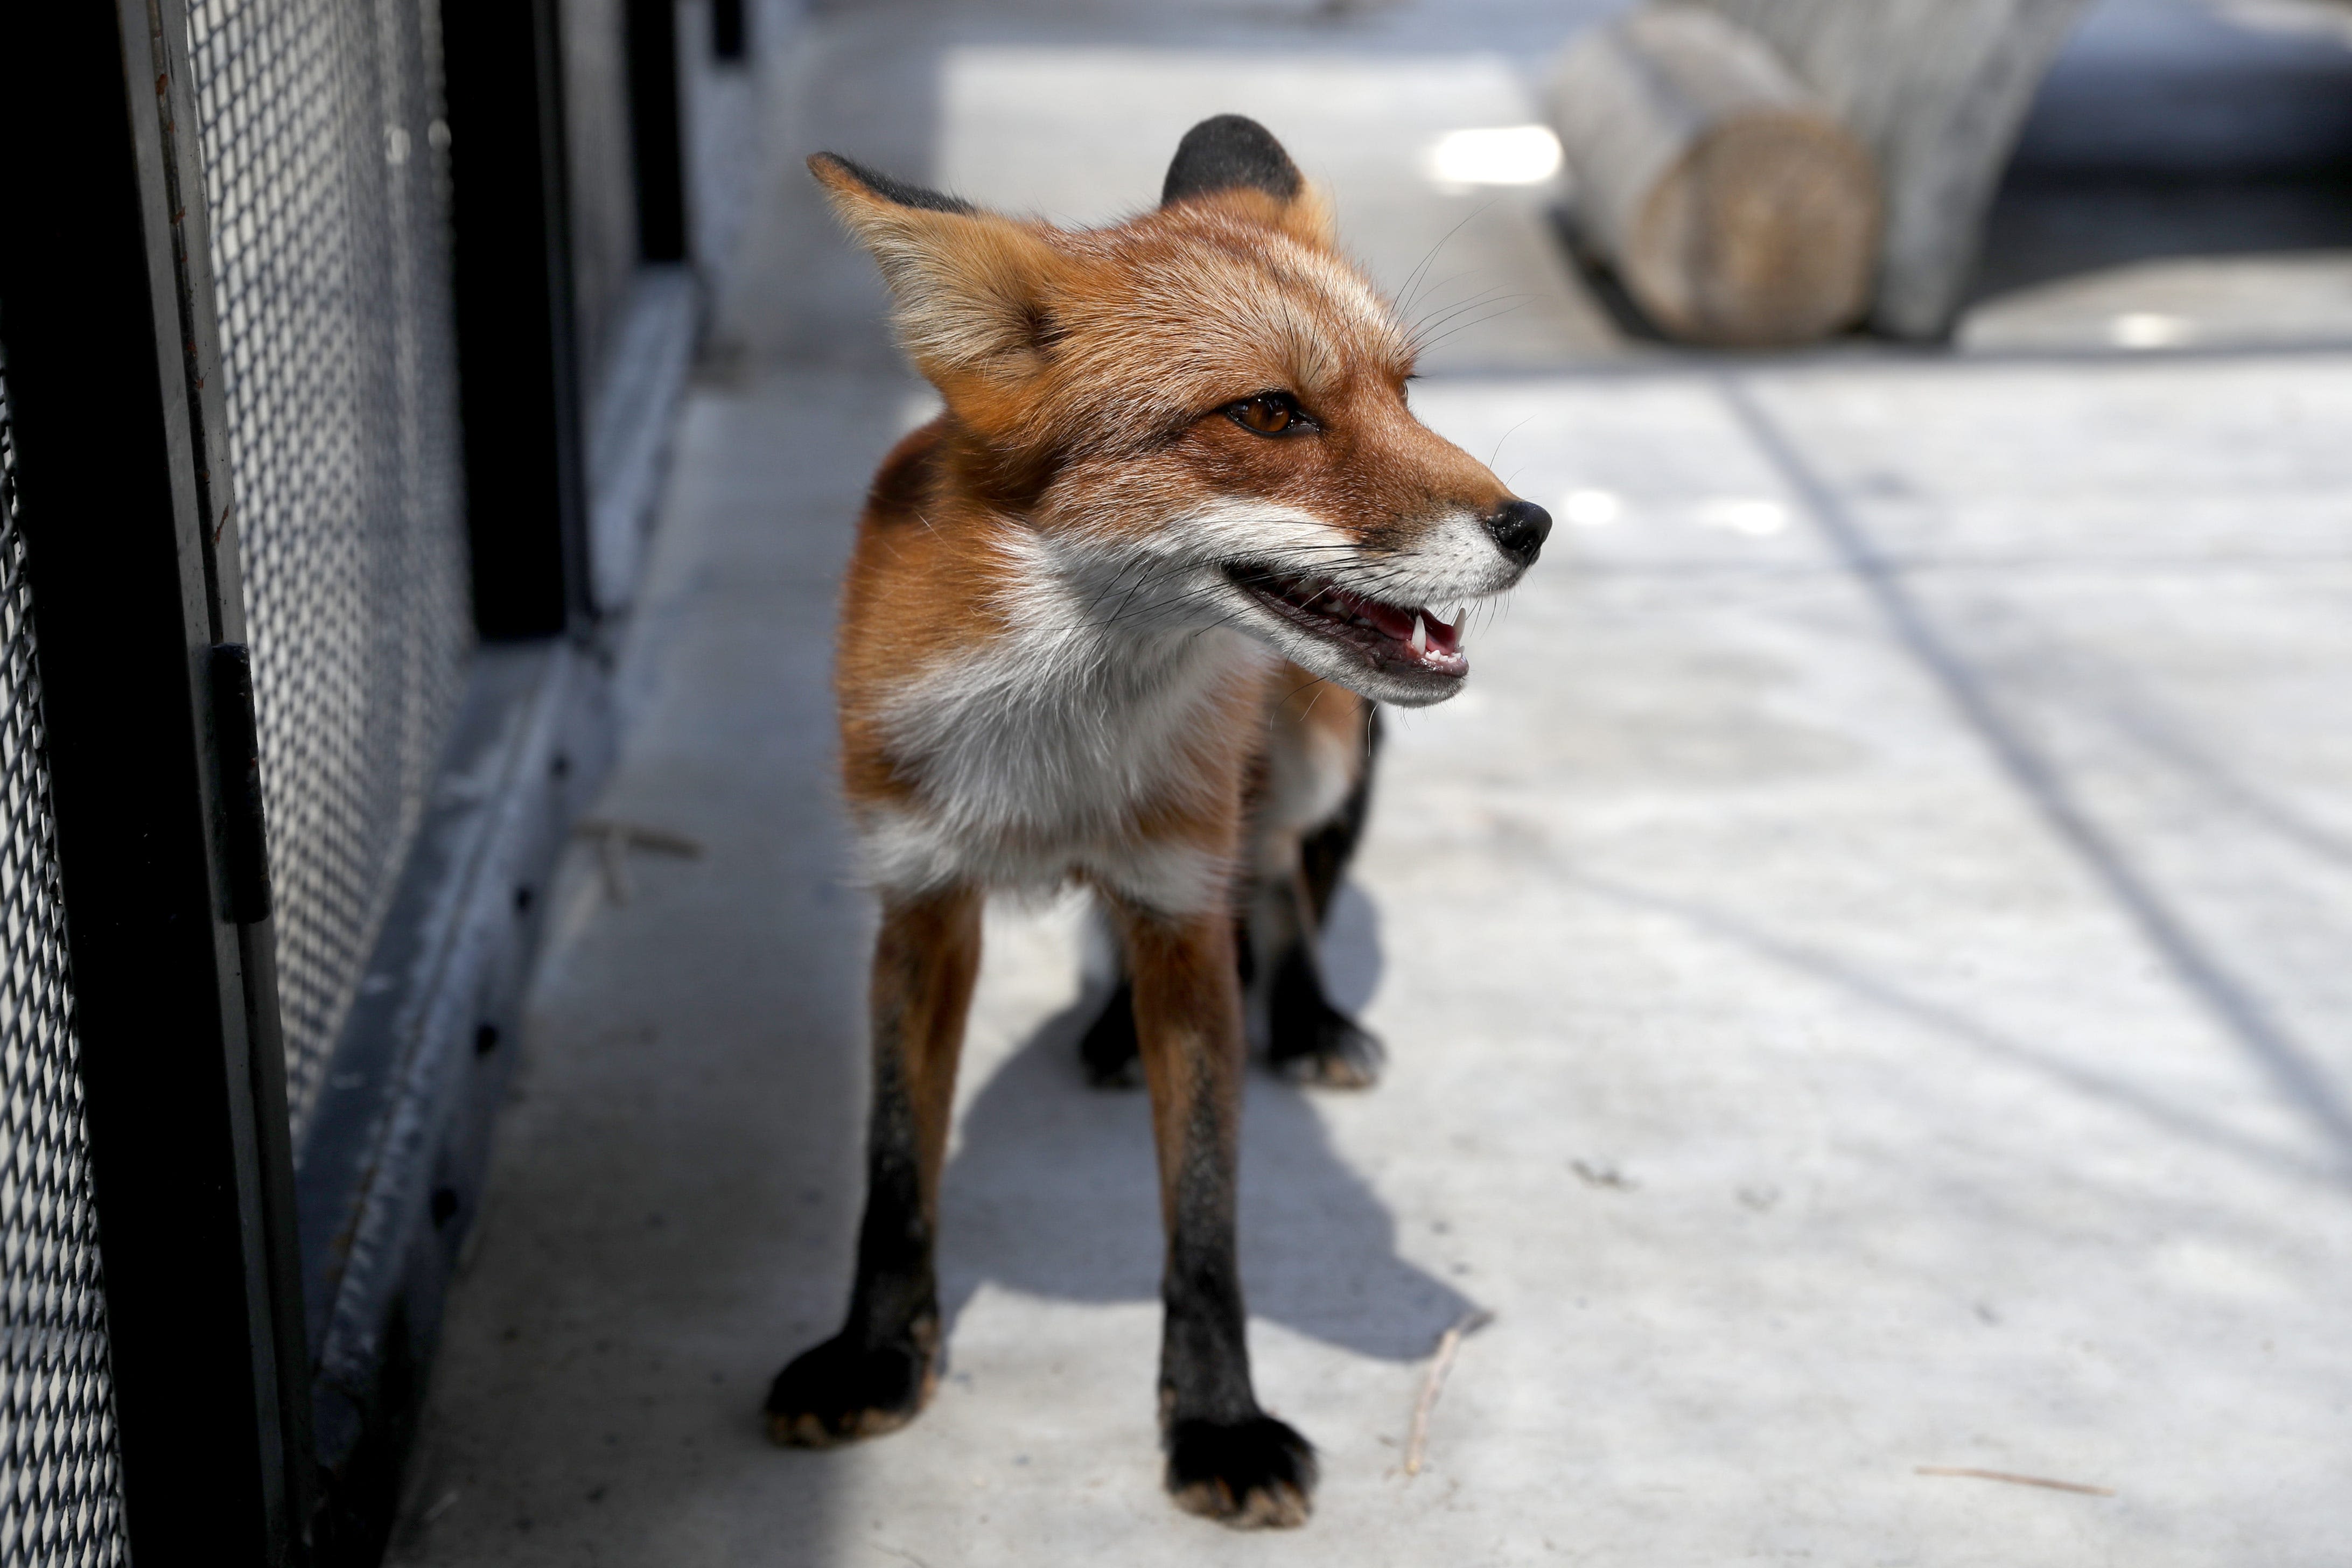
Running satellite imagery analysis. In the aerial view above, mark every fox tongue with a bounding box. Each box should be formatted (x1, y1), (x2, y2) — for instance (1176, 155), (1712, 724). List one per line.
(1249, 570), (1467, 670)
(1355, 596), (1452, 648)
(1352, 597), (1458, 657)
(1354, 597), (1415, 643)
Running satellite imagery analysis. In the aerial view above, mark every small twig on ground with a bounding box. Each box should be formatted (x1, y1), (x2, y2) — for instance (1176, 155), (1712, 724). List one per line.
(576, 818), (705, 857)
(1571, 1159), (1637, 1191)
(596, 825), (632, 904)
(1404, 1307), (1494, 1477)
(1915, 1466), (2115, 1498)
(574, 818), (705, 905)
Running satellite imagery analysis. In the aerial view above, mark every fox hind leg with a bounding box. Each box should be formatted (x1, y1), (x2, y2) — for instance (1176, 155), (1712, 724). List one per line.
(1296, 704), (1378, 926)
(1261, 708), (1383, 1087)
(1088, 695), (1384, 1091)
(1259, 863), (1384, 1089)
(1079, 974), (1144, 1088)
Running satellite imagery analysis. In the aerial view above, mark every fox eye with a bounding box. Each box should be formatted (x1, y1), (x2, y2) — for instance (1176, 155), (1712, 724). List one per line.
(1227, 391), (1311, 436)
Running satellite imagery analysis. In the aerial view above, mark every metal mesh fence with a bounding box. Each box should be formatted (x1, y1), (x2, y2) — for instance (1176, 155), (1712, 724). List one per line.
(0, 350), (130, 1566)
(184, 0), (475, 1138)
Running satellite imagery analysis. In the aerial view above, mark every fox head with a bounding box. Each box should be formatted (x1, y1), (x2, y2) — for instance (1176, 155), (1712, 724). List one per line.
(810, 115), (1549, 708)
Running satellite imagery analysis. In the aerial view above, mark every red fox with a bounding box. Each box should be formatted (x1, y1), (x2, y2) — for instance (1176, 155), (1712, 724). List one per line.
(766, 115), (1549, 1528)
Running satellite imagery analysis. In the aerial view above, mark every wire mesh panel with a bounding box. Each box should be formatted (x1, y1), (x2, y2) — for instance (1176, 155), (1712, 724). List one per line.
(183, 0), (475, 1137)
(0, 353), (130, 1566)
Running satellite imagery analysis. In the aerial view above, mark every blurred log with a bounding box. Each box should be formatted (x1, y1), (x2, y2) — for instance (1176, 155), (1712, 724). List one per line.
(1549, 6), (1879, 347)
(1697, 0), (2095, 338)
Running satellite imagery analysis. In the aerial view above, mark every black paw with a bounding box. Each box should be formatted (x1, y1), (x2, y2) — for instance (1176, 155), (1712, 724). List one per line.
(1165, 1414), (1318, 1528)
(764, 1329), (935, 1447)
(1079, 981), (1143, 1090)
(1268, 1005), (1384, 1089)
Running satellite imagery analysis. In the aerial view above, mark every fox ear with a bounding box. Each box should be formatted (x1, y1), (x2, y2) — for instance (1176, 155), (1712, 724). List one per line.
(809, 152), (1073, 383)
(1160, 114), (1335, 248)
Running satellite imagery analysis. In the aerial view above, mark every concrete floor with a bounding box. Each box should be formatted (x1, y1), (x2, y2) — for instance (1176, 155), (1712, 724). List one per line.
(390, 1), (2352, 1563)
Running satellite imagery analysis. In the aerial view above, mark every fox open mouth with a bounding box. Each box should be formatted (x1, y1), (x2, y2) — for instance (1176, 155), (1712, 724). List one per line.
(1226, 565), (1468, 679)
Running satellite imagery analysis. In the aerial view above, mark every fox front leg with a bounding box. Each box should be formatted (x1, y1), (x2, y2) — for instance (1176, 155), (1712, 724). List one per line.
(1079, 906), (1251, 1090)
(1116, 900), (1317, 1528)
(767, 884), (981, 1445)
(1260, 862), (1383, 1089)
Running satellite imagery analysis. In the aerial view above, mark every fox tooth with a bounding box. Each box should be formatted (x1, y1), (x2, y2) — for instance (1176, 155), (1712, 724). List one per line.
(1410, 614), (1428, 656)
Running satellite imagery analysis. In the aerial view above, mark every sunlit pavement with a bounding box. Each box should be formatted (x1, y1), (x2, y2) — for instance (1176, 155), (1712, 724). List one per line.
(390, 3), (2352, 1563)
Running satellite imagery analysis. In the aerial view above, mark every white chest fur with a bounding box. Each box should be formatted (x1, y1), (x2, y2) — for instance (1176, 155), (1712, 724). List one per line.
(857, 557), (1272, 913)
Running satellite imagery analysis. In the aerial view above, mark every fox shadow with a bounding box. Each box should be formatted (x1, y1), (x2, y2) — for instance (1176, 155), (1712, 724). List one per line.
(934, 887), (1474, 1364)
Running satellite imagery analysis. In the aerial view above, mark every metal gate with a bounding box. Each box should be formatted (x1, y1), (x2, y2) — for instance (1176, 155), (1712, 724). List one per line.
(182, 0), (477, 1142)
(0, 346), (129, 1568)
(0, 0), (741, 1559)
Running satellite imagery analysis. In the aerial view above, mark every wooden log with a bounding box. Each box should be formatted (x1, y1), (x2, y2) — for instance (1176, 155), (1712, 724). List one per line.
(1697, 0), (2095, 338)
(1548, 5), (1880, 347)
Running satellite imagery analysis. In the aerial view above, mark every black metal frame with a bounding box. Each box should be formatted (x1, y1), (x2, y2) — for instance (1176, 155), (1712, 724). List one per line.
(628, 0), (692, 264)
(713, 0), (750, 62)
(443, 0), (593, 641)
(0, 3), (315, 1560)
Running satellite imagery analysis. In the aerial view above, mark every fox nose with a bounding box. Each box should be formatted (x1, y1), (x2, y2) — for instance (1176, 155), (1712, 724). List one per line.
(1483, 499), (1551, 565)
